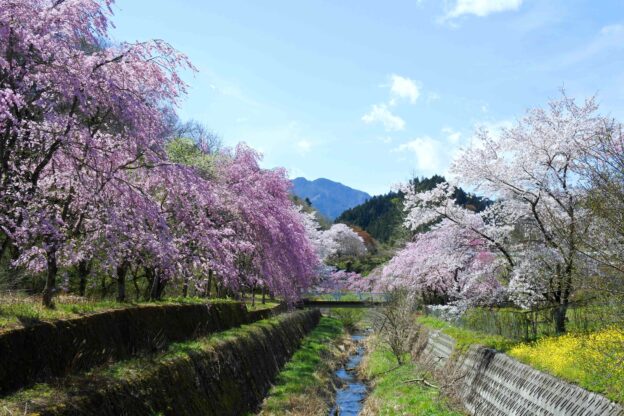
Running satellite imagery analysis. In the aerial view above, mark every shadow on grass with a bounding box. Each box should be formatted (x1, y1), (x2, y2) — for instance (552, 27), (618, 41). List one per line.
(16, 314), (44, 328)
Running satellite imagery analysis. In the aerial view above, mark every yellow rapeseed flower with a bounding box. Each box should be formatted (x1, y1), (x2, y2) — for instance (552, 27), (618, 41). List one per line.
(509, 327), (624, 404)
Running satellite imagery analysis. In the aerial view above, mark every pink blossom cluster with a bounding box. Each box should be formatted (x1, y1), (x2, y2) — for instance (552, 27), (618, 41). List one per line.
(393, 94), (617, 330)
(0, 0), (318, 304)
(314, 269), (367, 294)
(378, 220), (504, 306)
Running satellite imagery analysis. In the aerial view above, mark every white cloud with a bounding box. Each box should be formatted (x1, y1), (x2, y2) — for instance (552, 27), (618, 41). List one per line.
(444, 0), (523, 20)
(389, 74), (420, 105)
(393, 136), (444, 174)
(362, 104), (406, 131)
(296, 139), (313, 154)
(442, 127), (462, 143)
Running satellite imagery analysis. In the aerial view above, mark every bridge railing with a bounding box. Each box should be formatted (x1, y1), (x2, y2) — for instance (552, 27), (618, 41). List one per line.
(302, 291), (388, 302)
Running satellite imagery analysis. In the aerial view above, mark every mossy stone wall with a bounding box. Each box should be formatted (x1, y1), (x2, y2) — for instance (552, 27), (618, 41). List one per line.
(0, 302), (281, 395)
(29, 309), (321, 416)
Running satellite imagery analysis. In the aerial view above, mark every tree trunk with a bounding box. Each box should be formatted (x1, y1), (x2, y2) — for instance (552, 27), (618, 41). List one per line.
(101, 275), (108, 298)
(148, 267), (164, 301)
(206, 269), (214, 297)
(132, 272), (141, 301)
(554, 303), (568, 334)
(116, 262), (128, 302)
(77, 260), (90, 297)
(182, 278), (189, 298)
(42, 249), (58, 308)
(251, 285), (256, 307)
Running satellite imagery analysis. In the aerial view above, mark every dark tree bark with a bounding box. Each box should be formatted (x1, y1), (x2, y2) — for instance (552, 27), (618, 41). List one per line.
(116, 262), (128, 302)
(206, 269), (214, 297)
(77, 260), (90, 297)
(147, 267), (165, 301)
(182, 278), (189, 298)
(554, 303), (568, 334)
(42, 249), (58, 308)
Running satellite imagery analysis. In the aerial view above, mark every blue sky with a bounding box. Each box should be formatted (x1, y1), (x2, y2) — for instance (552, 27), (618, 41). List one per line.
(111, 0), (624, 195)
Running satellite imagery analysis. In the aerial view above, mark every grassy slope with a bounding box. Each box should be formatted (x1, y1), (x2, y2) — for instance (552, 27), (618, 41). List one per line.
(0, 293), (277, 332)
(360, 338), (464, 416)
(257, 316), (345, 416)
(416, 315), (517, 351)
(0, 312), (303, 413)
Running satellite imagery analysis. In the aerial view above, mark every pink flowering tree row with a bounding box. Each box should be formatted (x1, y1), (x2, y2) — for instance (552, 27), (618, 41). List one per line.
(0, 0), (318, 306)
(378, 219), (505, 311)
(382, 93), (622, 333)
(299, 212), (373, 295)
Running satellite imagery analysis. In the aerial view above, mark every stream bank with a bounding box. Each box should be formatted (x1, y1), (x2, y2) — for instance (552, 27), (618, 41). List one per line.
(358, 334), (464, 416)
(1, 310), (319, 416)
(256, 316), (353, 416)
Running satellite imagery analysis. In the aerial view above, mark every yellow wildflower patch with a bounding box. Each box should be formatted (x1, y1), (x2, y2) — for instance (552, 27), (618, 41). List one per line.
(509, 327), (624, 404)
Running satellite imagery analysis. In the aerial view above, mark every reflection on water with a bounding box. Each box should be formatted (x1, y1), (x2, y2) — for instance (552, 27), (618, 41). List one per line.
(330, 333), (368, 416)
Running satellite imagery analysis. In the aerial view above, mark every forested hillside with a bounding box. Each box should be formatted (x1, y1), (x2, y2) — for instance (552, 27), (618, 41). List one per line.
(336, 175), (489, 244)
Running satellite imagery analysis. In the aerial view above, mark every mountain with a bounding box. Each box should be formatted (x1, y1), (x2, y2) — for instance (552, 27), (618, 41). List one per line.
(336, 175), (491, 244)
(291, 177), (370, 220)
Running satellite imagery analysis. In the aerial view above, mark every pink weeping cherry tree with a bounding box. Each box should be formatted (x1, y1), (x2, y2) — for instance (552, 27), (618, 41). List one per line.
(215, 144), (319, 303)
(1, 0), (320, 306)
(379, 220), (504, 307)
(314, 269), (363, 295)
(0, 0), (194, 306)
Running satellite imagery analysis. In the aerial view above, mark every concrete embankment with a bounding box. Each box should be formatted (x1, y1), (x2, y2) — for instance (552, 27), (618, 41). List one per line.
(414, 326), (624, 416)
(2, 309), (320, 416)
(0, 301), (283, 395)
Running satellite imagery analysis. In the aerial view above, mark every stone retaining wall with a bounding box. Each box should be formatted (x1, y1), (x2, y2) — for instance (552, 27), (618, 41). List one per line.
(16, 309), (321, 416)
(415, 327), (624, 416)
(0, 302), (284, 395)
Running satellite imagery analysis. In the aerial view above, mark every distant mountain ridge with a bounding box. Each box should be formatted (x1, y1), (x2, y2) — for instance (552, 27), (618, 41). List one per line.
(337, 175), (491, 244)
(291, 177), (370, 220)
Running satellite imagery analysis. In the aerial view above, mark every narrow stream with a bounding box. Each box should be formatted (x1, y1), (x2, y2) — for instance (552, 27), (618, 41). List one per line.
(329, 333), (368, 416)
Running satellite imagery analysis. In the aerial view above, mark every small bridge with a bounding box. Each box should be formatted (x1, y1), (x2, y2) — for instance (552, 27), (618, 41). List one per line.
(299, 292), (388, 308)
(300, 299), (385, 308)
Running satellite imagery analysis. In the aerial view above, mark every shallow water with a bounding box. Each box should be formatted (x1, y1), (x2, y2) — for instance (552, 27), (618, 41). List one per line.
(329, 333), (368, 416)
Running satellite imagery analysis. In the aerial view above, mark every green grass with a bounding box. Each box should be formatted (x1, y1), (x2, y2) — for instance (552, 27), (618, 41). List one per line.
(1, 312), (300, 412)
(362, 340), (464, 416)
(416, 315), (517, 352)
(0, 292), (269, 332)
(258, 317), (344, 415)
(325, 307), (366, 332)
(245, 300), (280, 311)
(307, 292), (385, 302)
